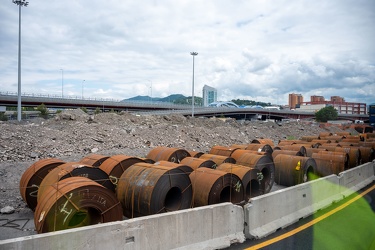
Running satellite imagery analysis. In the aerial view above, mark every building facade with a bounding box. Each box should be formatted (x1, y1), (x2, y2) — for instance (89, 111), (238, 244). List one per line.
(288, 93), (304, 109)
(300, 95), (367, 114)
(202, 85), (217, 107)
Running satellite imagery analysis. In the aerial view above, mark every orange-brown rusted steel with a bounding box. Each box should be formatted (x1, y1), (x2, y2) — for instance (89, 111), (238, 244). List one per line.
(305, 147), (327, 157)
(79, 154), (109, 167)
(300, 136), (319, 142)
(311, 151), (349, 176)
(154, 160), (194, 174)
(277, 140), (298, 146)
(245, 144), (273, 154)
(335, 131), (351, 137)
(116, 162), (192, 218)
(34, 177), (122, 233)
(99, 155), (145, 187)
(187, 150), (204, 158)
(216, 163), (262, 199)
(319, 135), (344, 143)
(273, 154), (317, 187)
(274, 145), (307, 157)
(231, 150), (275, 194)
(358, 146), (374, 163)
(146, 146), (190, 163)
(230, 144), (248, 149)
(337, 142), (359, 147)
(311, 139), (332, 145)
(325, 146), (361, 169)
(20, 158), (65, 211)
(251, 138), (275, 146)
(37, 162), (115, 202)
(272, 150), (304, 159)
(209, 145), (239, 157)
(180, 157), (217, 170)
(189, 168), (244, 207)
(358, 141), (375, 149)
(198, 153), (236, 165)
(319, 132), (333, 138)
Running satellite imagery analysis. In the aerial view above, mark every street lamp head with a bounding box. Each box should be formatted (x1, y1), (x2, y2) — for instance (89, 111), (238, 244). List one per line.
(13, 0), (29, 7)
(190, 52), (198, 56)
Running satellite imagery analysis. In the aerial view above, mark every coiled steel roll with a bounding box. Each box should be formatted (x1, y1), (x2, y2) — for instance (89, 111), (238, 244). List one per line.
(34, 177), (122, 233)
(99, 155), (144, 187)
(199, 153), (236, 165)
(20, 158), (65, 211)
(209, 145), (239, 157)
(37, 162), (115, 203)
(358, 146), (375, 163)
(251, 138), (274, 146)
(187, 150), (204, 158)
(273, 154), (317, 187)
(189, 168), (244, 207)
(231, 150), (275, 194)
(180, 157), (217, 170)
(245, 144), (273, 154)
(272, 150), (304, 159)
(274, 145), (307, 157)
(154, 160), (194, 174)
(311, 151), (348, 176)
(300, 136), (319, 142)
(146, 146), (190, 163)
(116, 162), (192, 218)
(79, 154), (109, 167)
(305, 148), (327, 157)
(216, 163), (262, 199)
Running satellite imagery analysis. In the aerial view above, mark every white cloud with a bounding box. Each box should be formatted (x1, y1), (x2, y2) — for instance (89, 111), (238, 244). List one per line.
(0, 0), (374, 105)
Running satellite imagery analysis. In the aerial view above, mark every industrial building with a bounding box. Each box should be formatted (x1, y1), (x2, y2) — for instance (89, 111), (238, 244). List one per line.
(288, 93), (304, 109)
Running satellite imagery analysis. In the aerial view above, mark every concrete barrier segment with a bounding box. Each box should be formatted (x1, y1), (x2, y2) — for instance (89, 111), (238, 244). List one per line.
(0, 203), (245, 250)
(244, 175), (341, 239)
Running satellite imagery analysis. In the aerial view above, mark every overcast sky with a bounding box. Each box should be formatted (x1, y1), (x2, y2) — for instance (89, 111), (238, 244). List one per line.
(1, 0), (374, 105)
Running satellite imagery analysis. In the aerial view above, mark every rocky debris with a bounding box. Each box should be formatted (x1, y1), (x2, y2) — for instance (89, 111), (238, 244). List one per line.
(0, 109), (355, 212)
(1, 206), (15, 214)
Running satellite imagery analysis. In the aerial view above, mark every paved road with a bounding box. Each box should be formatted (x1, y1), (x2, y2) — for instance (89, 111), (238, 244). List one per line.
(230, 181), (375, 249)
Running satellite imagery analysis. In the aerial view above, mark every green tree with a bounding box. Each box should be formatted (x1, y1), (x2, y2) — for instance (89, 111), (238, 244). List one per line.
(80, 107), (88, 113)
(95, 107), (101, 114)
(315, 106), (338, 122)
(36, 103), (48, 118)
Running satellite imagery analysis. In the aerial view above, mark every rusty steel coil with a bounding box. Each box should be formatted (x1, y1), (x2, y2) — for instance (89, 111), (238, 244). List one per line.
(180, 157), (217, 170)
(319, 135), (344, 143)
(79, 154), (110, 167)
(146, 146), (190, 163)
(99, 155), (145, 187)
(199, 153), (236, 165)
(311, 139), (332, 145)
(189, 168), (244, 207)
(154, 160), (194, 174)
(358, 146), (374, 163)
(358, 141), (375, 149)
(272, 150), (304, 159)
(116, 162), (192, 218)
(300, 136), (319, 142)
(277, 140), (298, 146)
(209, 145), (239, 157)
(187, 150), (205, 158)
(324, 146), (361, 169)
(20, 158), (66, 211)
(34, 177), (122, 233)
(216, 163), (262, 199)
(337, 142), (359, 147)
(335, 131), (351, 137)
(319, 132), (333, 138)
(311, 151), (349, 176)
(273, 154), (317, 187)
(245, 144), (273, 154)
(231, 150), (275, 194)
(251, 138), (274, 146)
(274, 145), (307, 157)
(230, 144), (248, 149)
(305, 148), (327, 157)
(38, 162), (115, 202)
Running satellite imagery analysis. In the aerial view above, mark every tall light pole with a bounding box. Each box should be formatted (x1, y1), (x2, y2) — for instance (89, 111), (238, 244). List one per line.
(82, 80), (85, 99)
(13, 0), (29, 122)
(147, 80), (152, 103)
(60, 69), (64, 98)
(190, 52), (198, 117)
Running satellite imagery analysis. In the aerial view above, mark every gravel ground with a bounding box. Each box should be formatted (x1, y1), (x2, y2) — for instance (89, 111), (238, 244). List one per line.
(0, 109), (349, 216)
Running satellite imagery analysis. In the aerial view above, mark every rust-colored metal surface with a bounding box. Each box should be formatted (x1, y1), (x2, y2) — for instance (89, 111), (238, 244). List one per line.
(320, 146), (361, 169)
(251, 138), (274, 146)
(116, 162), (192, 218)
(358, 146), (375, 163)
(146, 146), (190, 163)
(245, 144), (273, 154)
(99, 155), (144, 187)
(272, 150), (304, 159)
(187, 150), (204, 158)
(274, 145), (307, 157)
(300, 136), (319, 142)
(230, 144), (248, 149)
(209, 145), (239, 157)
(231, 151), (275, 194)
(79, 154), (110, 167)
(199, 153), (236, 165)
(19, 158), (65, 211)
(154, 160), (194, 174)
(318, 132), (333, 138)
(319, 135), (344, 143)
(312, 151), (349, 176)
(216, 163), (262, 199)
(180, 157), (217, 170)
(305, 147), (327, 157)
(273, 154), (317, 187)
(38, 162), (115, 202)
(335, 131), (351, 137)
(189, 168), (244, 207)
(34, 177), (122, 233)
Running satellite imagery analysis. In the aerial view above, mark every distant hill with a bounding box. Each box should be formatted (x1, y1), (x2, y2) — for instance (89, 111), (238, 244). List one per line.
(122, 94), (186, 103)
